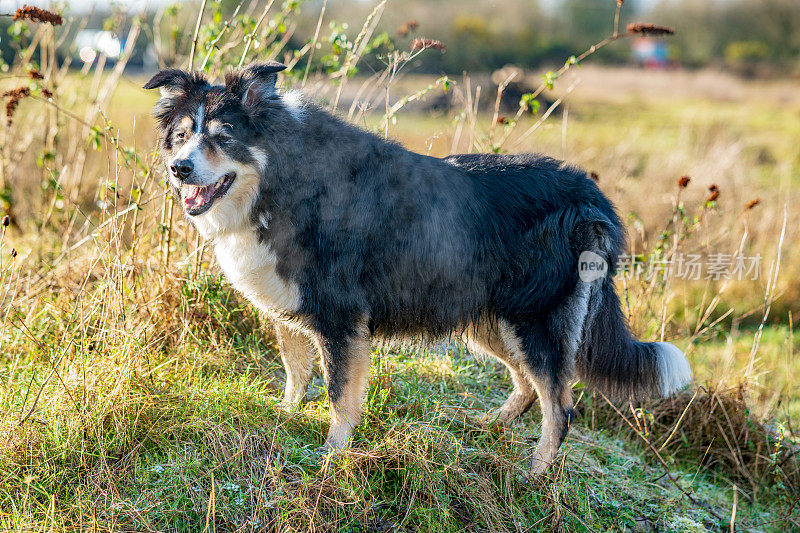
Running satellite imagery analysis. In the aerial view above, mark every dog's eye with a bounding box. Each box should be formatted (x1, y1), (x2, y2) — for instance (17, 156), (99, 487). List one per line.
(176, 131), (186, 140)
(215, 124), (234, 139)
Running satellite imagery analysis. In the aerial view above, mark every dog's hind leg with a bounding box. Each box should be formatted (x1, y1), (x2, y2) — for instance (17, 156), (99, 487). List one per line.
(496, 319), (576, 479)
(314, 320), (371, 451)
(275, 322), (315, 412)
(527, 372), (574, 478)
(464, 319), (536, 426)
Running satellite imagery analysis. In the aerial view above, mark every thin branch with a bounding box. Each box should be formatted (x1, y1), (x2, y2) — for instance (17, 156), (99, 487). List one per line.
(18, 354), (64, 427)
(331, 0), (386, 112)
(200, 1), (245, 71)
(238, 0), (277, 67)
(302, 0), (328, 87)
(746, 205), (787, 378)
(188, 0), (209, 70)
(496, 30), (634, 150)
(489, 70), (517, 144)
(509, 82), (576, 149)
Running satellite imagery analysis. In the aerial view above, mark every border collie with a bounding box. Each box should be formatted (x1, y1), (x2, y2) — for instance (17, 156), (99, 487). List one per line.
(144, 61), (691, 477)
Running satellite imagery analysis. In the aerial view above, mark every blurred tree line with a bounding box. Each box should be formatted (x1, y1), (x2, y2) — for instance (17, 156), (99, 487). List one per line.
(653, 0), (800, 71)
(1, 0), (799, 75)
(319, 0), (643, 73)
(323, 0), (800, 75)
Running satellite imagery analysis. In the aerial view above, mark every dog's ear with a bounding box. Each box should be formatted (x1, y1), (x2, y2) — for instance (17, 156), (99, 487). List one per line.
(226, 61), (287, 109)
(144, 69), (208, 123)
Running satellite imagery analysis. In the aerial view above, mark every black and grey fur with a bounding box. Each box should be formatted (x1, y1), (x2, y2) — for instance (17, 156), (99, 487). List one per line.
(145, 61), (692, 477)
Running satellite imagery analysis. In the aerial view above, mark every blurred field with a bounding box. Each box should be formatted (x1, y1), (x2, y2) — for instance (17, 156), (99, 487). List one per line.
(1, 11), (799, 528)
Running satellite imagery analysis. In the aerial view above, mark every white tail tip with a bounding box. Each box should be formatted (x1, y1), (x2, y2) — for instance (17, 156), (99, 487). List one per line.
(655, 342), (692, 397)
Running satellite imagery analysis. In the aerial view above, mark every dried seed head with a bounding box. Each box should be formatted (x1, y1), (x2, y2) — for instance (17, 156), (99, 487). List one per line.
(1, 215), (8, 227)
(10, 248), (17, 258)
(41, 88), (53, 98)
(411, 38), (446, 52)
(678, 175), (690, 189)
(1, 87), (30, 99)
(707, 184), (720, 202)
(496, 115), (508, 125)
(3, 87), (32, 127)
(590, 171), (600, 182)
(745, 198), (760, 210)
(397, 20), (419, 37)
(13, 5), (63, 25)
(627, 23), (675, 36)
(28, 69), (44, 80)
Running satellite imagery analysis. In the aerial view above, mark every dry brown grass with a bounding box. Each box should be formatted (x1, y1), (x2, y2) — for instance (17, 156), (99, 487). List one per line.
(590, 384), (800, 501)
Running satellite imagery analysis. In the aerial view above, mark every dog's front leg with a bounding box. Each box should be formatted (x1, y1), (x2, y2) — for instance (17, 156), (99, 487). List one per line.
(275, 322), (315, 412)
(314, 321), (371, 451)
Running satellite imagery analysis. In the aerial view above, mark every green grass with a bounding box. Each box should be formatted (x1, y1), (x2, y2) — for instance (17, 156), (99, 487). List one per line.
(0, 274), (795, 532)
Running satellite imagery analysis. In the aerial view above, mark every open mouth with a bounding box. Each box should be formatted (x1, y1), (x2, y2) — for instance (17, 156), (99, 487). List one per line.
(182, 173), (236, 216)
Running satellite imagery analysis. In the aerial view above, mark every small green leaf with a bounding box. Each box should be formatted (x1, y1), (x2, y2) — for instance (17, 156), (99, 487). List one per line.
(519, 93), (540, 113)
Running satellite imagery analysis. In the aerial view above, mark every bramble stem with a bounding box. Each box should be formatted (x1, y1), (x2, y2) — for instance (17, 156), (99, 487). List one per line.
(188, 0), (208, 71)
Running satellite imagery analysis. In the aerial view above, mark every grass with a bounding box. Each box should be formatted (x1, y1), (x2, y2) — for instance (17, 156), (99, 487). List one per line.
(0, 274), (788, 531)
(0, 258), (796, 530)
(1, 72), (798, 530)
(1, 0), (799, 530)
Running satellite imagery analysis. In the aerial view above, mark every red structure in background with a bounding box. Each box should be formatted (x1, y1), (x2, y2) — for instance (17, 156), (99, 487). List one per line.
(631, 37), (674, 69)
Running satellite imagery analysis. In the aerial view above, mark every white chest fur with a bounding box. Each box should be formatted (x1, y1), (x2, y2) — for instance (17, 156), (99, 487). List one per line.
(212, 229), (301, 314)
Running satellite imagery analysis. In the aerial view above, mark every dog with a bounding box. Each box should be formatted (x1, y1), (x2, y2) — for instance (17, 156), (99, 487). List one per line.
(144, 61), (692, 477)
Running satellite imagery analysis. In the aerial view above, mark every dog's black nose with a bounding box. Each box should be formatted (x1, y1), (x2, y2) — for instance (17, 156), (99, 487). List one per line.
(170, 159), (194, 180)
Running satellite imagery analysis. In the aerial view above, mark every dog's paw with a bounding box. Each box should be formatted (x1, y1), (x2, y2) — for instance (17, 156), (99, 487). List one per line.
(320, 439), (348, 455)
(279, 399), (303, 414)
(307, 442), (348, 470)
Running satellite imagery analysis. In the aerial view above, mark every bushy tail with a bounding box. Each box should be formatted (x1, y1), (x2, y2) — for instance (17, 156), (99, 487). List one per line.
(576, 278), (692, 401)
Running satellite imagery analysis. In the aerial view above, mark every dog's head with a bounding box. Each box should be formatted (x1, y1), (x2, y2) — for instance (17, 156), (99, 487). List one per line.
(144, 61), (298, 235)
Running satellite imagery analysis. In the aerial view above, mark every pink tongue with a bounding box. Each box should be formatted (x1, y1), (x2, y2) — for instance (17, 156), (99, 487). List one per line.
(184, 186), (213, 209)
